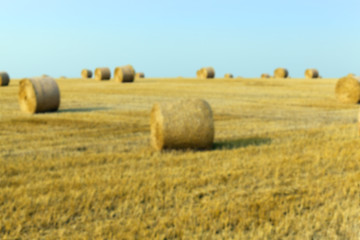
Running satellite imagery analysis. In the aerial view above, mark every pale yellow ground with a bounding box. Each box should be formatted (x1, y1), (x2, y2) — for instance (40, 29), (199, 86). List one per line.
(1, 77), (360, 239)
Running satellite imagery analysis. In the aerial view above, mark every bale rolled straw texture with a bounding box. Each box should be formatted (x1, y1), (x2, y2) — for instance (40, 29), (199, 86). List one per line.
(335, 75), (360, 104)
(274, 68), (289, 78)
(261, 73), (271, 78)
(196, 67), (215, 79)
(114, 65), (135, 83)
(0, 72), (10, 86)
(305, 69), (319, 79)
(135, 72), (145, 78)
(18, 76), (60, 113)
(150, 98), (214, 150)
(81, 69), (93, 79)
(224, 73), (233, 78)
(94, 67), (111, 80)
(125, 64), (135, 76)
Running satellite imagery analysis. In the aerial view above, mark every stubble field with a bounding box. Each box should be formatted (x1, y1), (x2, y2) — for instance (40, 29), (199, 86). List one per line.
(1, 76), (360, 239)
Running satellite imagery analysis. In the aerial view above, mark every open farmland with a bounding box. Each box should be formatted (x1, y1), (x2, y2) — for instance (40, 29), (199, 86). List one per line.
(1, 77), (360, 239)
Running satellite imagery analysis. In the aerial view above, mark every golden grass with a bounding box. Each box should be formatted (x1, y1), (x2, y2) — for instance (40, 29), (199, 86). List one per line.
(1, 77), (360, 239)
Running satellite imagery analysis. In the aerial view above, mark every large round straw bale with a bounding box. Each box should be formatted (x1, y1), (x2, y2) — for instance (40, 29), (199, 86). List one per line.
(261, 73), (271, 78)
(94, 67), (111, 80)
(335, 75), (360, 104)
(274, 68), (289, 78)
(125, 64), (135, 75)
(135, 72), (145, 78)
(0, 72), (10, 86)
(114, 65), (135, 83)
(196, 67), (215, 79)
(150, 98), (214, 150)
(305, 69), (319, 79)
(81, 69), (93, 79)
(224, 73), (233, 78)
(18, 76), (60, 113)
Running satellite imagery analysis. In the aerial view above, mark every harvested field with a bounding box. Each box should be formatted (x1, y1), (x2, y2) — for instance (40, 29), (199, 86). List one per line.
(1, 77), (360, 239)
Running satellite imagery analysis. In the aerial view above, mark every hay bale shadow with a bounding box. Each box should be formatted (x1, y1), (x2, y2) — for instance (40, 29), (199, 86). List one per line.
(213, 137), (271, 150)
(58, 107), (111, 113)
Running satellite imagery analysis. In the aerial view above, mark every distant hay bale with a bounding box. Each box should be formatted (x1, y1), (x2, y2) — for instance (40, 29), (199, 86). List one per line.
(0, 72), (10, 86)
(274, 68), (289, 78)
(335, 75), (360, 104)
(261, 73), (271, 78)
(196, 67), (215, 79)
(150, 98), (214, 150)
(94, 67), (111, 81)
(135, 72), (145, 78)
(305, 69), (319, 79)
(114, 65), (135, 83)
(125, 64), (135, 76)
(81, 69), (93, 79)
(18, 76), (60, 113)
(224, 73), (233, 78)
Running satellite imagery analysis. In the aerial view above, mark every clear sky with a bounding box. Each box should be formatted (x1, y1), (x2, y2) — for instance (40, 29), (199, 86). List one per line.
(0, 0), (359, 78)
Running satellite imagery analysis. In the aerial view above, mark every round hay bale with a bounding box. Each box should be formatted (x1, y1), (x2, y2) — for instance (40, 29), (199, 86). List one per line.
(150, 98), (214, 150)
(125, 64), (135, 75)
(335, 75), (360, 104)
(135, 72), (145, 78)
(196, 67), (215, 79)
(114, 65), (135, 83)
(224, 73), (233, 78)
(18, 76), (60, 114)
(94, 67), (111, 81)
(81, 69), (93, 79)
(348, 73), (356, 77)
(0, 72), (10, 86)
(274, 68), (289, 78)
(261, 73), (271, 78)
(305, 69), (319, 79)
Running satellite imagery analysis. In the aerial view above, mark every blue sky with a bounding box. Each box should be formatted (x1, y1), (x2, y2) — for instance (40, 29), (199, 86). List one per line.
(0, 0), (359, 78)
